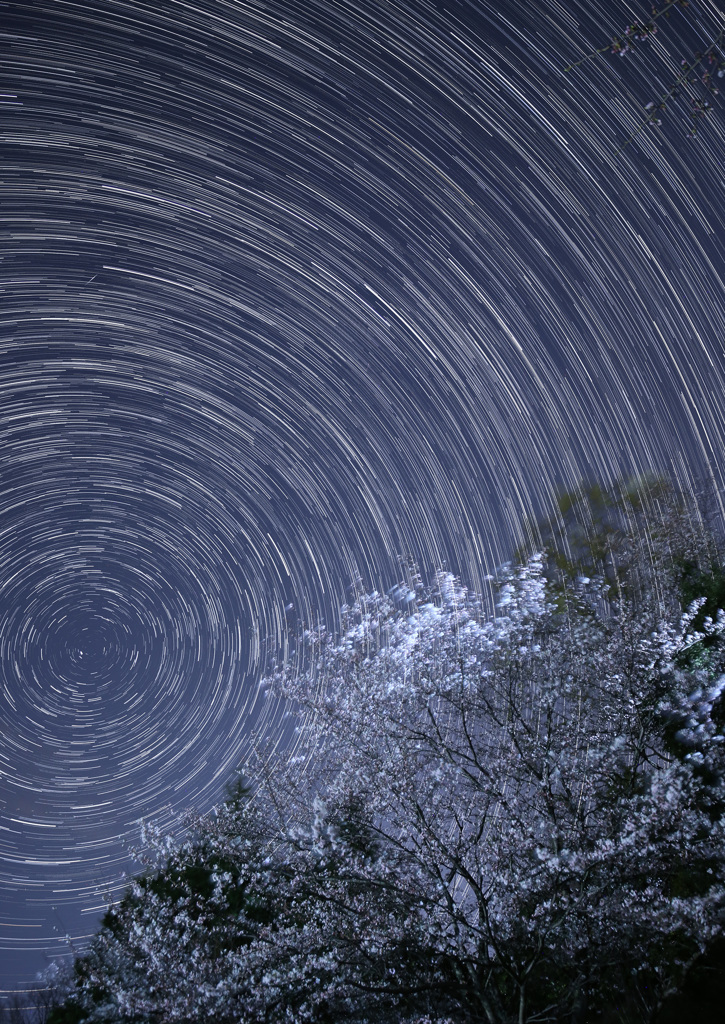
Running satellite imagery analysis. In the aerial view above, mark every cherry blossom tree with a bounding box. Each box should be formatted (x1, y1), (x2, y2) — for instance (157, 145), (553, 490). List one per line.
(267, 557), (725, 1023)
(51, 537), (725, 1023)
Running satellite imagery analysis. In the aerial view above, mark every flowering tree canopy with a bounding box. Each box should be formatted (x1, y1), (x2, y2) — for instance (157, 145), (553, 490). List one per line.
(50, 512), (725, 1024)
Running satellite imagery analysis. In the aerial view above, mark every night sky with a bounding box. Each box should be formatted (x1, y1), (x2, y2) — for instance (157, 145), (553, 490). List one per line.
(2, 0), (725, 998)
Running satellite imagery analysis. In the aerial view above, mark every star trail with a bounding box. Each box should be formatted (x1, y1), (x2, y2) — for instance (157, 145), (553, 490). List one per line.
(2, 0), (725, 997)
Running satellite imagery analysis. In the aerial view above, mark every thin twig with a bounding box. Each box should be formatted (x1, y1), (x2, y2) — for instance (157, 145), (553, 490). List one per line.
(615, 28), (724, 152)
(564, 1), (690, 71)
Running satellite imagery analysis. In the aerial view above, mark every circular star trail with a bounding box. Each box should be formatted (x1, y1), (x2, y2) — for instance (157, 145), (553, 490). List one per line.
(2, 0), (725, 994)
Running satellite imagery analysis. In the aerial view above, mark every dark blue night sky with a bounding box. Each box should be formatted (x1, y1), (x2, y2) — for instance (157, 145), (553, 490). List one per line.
(2, 0), (725, 998)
